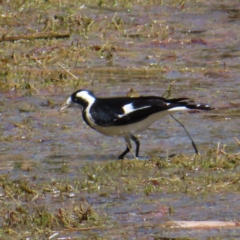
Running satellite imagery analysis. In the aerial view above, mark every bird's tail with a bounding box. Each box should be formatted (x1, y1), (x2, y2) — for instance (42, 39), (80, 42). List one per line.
(186, 102), (214, 110)
(170, 98), (214, 111)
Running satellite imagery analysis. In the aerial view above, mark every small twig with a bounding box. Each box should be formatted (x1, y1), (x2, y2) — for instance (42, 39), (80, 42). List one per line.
(234, 137), (240, 146)
(28, 83), (40, 93)
(0, 31), (70, 42)
(62, 225), (105, 231)
(162, 82), (198, 154)
(170, 114), (199, 154)
(48, 232), (59, 240)
(57, 63), (78, 80)
(112, 13), (121, 32)
(99, 41), (109, 53)
(220, 149), (227, 155)
(32, 57), (46, 70)
(216, 141), (221, 163)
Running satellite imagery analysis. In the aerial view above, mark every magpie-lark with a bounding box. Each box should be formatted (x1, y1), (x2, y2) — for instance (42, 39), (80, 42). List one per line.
(60, 89), (213, 159)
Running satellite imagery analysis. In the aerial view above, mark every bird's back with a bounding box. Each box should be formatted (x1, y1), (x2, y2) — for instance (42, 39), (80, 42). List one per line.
(88, 96), (212, 127)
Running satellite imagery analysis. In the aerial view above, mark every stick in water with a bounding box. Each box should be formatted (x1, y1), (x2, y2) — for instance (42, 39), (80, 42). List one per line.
(170, 114), (199, 154)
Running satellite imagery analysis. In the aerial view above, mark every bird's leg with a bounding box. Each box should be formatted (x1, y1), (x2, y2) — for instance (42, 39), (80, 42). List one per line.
(118, 136), (132, 159)
(130, 134), (140, 158)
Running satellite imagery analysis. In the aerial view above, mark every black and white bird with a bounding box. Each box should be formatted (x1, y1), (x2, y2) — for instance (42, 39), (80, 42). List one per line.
(60, 89), (213, 159)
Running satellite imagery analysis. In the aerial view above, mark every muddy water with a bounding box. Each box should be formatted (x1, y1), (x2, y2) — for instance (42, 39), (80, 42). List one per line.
(0, 0), (240, 238)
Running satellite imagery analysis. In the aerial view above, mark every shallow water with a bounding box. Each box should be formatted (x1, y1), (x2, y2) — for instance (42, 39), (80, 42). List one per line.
(0, 0), (240, 238)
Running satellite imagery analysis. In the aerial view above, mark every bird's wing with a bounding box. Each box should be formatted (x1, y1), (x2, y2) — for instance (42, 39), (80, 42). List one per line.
(90, 97), (190, 126)
(89, 98), (132, 126)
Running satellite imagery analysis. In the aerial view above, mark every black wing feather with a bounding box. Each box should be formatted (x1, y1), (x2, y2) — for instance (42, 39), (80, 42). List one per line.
(90, 96), (192, 127)
(90, 98), (131, 126)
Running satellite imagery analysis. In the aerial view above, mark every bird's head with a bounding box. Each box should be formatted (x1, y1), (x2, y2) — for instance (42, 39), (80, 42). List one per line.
(59, 89), (96, 111)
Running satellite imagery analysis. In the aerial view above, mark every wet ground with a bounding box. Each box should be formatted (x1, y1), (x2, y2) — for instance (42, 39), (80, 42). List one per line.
(0, 0), (240, 239)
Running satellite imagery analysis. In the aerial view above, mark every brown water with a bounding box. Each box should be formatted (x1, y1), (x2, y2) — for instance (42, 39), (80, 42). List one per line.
(0, 0), (240, 238)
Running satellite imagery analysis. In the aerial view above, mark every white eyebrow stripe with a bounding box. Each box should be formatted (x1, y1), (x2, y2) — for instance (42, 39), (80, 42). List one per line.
(76, 91), (95, 105)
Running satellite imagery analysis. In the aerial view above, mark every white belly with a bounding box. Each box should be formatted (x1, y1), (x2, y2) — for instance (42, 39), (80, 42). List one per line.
(92, 110), (173, 137)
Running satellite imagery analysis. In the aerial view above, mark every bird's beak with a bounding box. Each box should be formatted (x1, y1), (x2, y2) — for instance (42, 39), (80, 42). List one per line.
(59, 97), (73, 112)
